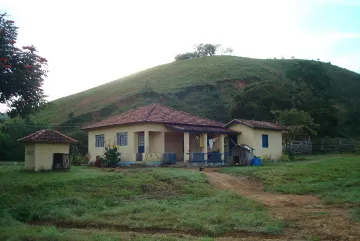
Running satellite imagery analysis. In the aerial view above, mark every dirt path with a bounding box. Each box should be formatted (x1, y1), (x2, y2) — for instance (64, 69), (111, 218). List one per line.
(204, 170), (360, 241)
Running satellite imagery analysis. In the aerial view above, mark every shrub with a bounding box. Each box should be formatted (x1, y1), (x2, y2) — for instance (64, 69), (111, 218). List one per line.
(71, 153), (83, 166)
(103, 144), (121, 166)
(280, 154), (291, 162)
(261, 154), (272, 162)
(82, 153), (91, 164)
(283, 149), (295, 161)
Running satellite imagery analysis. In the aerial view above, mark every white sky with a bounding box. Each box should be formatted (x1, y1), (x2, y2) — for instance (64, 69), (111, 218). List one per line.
(1, 0), (360, 105)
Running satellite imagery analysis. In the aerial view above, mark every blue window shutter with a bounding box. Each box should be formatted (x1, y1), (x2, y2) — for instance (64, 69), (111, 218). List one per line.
(262, 134), (269, 148)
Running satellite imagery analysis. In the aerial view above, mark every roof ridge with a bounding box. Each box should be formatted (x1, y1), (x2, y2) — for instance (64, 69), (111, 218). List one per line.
(159, 104), (225, 127)
(82, 103), (157, 129)
(17, 129), (77, 143)
(51, 129), (78, 143)
(144, 104), (158, 121)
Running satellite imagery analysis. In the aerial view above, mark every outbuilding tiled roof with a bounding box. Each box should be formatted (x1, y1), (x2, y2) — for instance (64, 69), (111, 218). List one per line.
(81, 104), (225, 130)
(225, 119), (286, 130)
(17, 129), (77, 144)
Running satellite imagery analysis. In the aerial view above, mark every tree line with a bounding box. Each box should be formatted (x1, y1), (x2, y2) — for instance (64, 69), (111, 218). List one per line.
(175, 43), (233, 61)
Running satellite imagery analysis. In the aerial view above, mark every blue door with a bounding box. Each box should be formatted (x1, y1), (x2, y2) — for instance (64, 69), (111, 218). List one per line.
(138, 132), (144, 153)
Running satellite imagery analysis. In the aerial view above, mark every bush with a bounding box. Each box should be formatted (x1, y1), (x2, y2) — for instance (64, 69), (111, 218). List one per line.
(261, 154), (272, 162)
(102, 145), (121, 166)
(283, 149), (295, 161)
(280, 154), (291, 162)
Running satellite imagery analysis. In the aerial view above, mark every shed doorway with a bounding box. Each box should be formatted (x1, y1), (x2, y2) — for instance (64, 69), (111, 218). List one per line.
(53, 153), (70, 170)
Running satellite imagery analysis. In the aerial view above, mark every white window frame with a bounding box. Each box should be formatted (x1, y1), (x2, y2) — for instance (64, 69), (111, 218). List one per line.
(95, 134), (104, 147)
(117, 132), (128, 146)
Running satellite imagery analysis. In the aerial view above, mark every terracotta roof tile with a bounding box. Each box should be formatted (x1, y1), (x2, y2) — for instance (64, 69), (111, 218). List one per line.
(18, 129), (77, 143)
(226, 119), (286, 130)
(81, 104), (225, 130)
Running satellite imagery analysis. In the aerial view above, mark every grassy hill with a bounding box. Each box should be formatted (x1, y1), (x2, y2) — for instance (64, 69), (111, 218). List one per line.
(34, 56), (360, 128)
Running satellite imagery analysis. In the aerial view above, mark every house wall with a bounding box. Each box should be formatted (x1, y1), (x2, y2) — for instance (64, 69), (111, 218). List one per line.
(24, 144), (35, 170)
(228, 123), (282, 160)
(87, 123), (230, 163)
(252, 129), (282, 159)
(34, 143), (70, 171)
(230, 123), (254, 147)
(87, 123), (171, 162)
(165, 132), (183, 161)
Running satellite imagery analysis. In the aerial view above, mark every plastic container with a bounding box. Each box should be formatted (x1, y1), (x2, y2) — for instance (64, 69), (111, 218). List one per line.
(252, 157), (262, 166)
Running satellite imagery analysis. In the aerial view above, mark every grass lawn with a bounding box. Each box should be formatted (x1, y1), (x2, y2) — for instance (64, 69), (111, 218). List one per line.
(0, 165), (283, 241)
(219, 154), (360, 219)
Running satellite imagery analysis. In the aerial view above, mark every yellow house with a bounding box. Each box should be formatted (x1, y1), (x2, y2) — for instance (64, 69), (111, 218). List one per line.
(18, 129), (77, 171)
(81, 104), (238, 165)
(225, 119), (285, 160)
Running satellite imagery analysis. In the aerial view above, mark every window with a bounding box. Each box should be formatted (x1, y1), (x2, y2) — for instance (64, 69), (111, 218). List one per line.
(262, 134), (269, 148)
(117, 132), (128, 146)
(95, 135), (104, 147)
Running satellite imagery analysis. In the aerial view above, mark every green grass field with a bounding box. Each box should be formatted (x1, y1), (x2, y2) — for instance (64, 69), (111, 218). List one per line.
(1, 155), (359, 240)
(0, 166), (282, 241)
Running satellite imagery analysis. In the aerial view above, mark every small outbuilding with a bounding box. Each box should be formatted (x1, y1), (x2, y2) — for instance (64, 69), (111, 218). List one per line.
(17, 129), (77, 171)
(226, 119), (286, 160)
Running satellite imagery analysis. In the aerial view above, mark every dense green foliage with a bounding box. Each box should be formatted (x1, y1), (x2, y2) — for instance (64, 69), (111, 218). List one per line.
(231, 61), (342, 137)
(0, 13), (47, 118)
(220, 155), (360, 205)
(0, 166), (282, 240)
(0, 118), (48, 161)
(272, 109), (319, 142)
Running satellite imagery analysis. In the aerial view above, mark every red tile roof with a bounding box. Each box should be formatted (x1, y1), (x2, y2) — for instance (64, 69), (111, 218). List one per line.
(81, 104), (225, 130)
(165, 124), (239, 134)
(17, 129), (77, 144)
(225, 119), (286, 130)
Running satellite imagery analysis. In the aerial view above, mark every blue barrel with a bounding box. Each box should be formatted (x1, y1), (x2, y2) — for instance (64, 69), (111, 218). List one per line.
(252, 157), (262, 166)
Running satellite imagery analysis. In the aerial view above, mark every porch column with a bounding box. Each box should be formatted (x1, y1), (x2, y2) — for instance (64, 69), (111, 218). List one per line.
(144, 130), (150, 155)
(159, 131), (165, 154)
(201, 133), (208, 160)
(220, 134), (225, 161)
(183, 132), (190, 162)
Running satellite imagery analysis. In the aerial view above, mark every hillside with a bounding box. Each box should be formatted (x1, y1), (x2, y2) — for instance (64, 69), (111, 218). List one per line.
(34, 56), (360, 129)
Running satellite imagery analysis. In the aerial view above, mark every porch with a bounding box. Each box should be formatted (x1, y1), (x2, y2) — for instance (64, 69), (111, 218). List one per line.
(131, 125), (239, 167)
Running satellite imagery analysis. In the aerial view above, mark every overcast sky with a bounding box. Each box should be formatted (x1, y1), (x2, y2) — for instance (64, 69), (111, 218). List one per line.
(1, 0), (360, 103)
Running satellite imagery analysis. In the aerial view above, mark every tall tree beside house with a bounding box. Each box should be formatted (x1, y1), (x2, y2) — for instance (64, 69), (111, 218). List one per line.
(0, 13), (48, 118)
(272, 109), (319, 142)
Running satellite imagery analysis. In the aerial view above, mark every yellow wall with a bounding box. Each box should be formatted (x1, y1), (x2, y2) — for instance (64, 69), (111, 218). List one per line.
(87, 123), (172, 162)
(231, 123), (254, 147)
(33, 143), (70, 171)
(228, 123), (283, 160)
(24, 144), (35, 170)
(164, 132), (183, 161)
(252, 129), (282, 159)
(86, 123), (230, 162)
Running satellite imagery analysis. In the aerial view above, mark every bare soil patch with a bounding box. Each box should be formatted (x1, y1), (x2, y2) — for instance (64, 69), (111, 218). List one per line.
(204, 171), (360, 241)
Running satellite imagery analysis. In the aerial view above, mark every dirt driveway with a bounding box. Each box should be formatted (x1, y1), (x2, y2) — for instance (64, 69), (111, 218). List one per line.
(203, 170), (360, 241)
